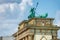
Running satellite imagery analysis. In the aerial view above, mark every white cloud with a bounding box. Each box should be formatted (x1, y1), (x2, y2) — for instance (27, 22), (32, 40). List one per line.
(9, 3), (19, 12)
(0, 3), (18, 36)
(19, 0), (33, 12)
(9, 4), (14, 11)
(0, 20), (18, 29)
(0, 0), (21, 4)
(0, 19), (19, 36)
(0, 5), (5, 13)
(27, 0), (33, 6)
(58, 30), (60, 38)
(0, 0), (33, 36)
(0, 3), (20, 20)
(18, 0), (33, 20)
(0, 4), (9, 19)
(55, 10), (60, 26)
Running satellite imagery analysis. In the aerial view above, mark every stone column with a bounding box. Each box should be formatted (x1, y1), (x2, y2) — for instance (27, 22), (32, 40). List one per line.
(53, 36), (57, 40)
(25, 36), (28, 40)
(52, 30), (57, 40)
(23, 38), (25, 40)
(28, 35), (33, 40)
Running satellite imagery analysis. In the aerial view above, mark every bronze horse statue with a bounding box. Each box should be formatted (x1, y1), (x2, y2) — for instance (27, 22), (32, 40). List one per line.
(28, 2), (48, 19)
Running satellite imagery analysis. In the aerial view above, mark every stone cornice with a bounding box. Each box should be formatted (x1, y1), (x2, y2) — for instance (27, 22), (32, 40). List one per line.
(13, 26), (28, 37)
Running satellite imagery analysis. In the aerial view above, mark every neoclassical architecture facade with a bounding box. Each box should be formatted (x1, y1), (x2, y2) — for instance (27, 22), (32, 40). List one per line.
(13, 18), (60, 40)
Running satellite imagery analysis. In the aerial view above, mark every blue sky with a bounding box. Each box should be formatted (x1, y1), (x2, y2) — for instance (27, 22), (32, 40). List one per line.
(0, 0), (60, 38)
